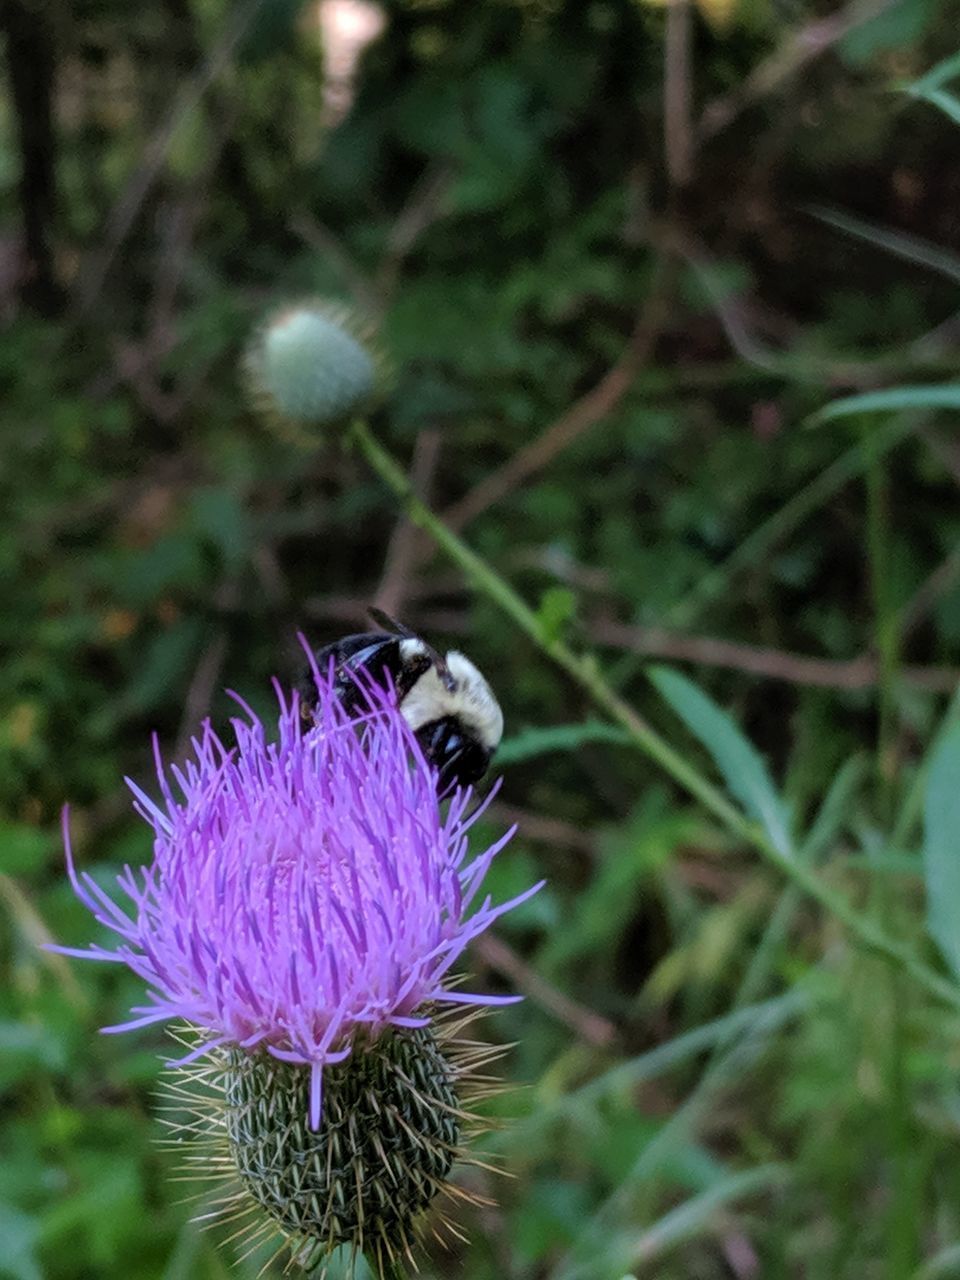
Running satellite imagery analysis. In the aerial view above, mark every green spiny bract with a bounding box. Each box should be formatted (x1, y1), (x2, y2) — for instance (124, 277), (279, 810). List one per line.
(245, 300), (387, 443)
(162, 1014), (506, 1276)
(224, 1027), (459, 1260)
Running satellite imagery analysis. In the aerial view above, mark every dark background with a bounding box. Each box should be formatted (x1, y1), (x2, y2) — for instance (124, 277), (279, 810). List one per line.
(4, 0), (960, 1276)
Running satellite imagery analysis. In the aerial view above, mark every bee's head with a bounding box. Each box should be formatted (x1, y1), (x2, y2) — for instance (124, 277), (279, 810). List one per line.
(414, 718), (492, 793)
(400, 650), (503, 790)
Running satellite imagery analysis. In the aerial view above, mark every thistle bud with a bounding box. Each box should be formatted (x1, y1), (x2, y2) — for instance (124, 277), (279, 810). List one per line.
(245, 300), (387, 443)
(223, 1028), (460, 1265)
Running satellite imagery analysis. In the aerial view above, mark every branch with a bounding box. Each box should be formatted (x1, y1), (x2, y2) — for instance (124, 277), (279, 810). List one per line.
(441, 256), (675, 533)
(664, 0), (694, 189)
(697, 0), (901, 142)
(2, 0), (62, 313)
(69, 0), (266, 319)
(472, 934), (616, 1049)
(374, 430), (442, 618)
(375, 163), (455, 303)
(589, 619), (960, 693)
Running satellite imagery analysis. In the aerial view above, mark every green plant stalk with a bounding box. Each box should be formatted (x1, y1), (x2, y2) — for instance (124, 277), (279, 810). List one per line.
(862, 423), (917, 1277)
(890, 682), (960, 849)
(863, 424), (900, 821)
(606, 416), (914, 690)
(665, 415), (915, 630)
(554, 1007), (794, 1278)
(349, 418), (960, 1016)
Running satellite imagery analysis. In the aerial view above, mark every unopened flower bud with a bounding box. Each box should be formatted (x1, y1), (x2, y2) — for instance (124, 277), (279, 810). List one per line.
(245, 300), (387, 442)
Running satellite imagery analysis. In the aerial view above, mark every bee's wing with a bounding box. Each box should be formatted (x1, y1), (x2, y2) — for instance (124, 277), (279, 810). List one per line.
(367, 606), (414, 637)
(310, 633), (393, 675)
(368, 607), (457, 692)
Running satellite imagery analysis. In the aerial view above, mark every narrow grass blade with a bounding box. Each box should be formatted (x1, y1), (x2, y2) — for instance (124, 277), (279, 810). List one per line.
(907, 50), (960, 93)
(649, 665), (793, 856)
(625, 1164), (790, 1268)
(809, 385), (960, 425)
(807, 205), (960, 284)
(911, 87), (960, 127)
(504, 988), (810, 1143)
(665, 418), (913, 628)
(901, 51), (960, 127)
(801, 754), (867, 861)
(923, 719), (960, 982)
(558, 1164), (790, 1279)
(913, 1240), (960, 1279)
(496, 720), (631, 766)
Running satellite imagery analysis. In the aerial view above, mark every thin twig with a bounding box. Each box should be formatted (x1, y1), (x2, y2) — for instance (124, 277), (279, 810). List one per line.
(375, 163), (455, 303)
(173, 630), (230, 764)
(489, 803), (597, 856)
(664, 0), (694, 189)
(589, 619), (960, 693)
(472, 934), (617, 1049)
(374, 430), (442, 618)
(697, 0), (901, 142)
(442, 256), (675, 533)
(69, 0), (268, 320)
(290, 212), (382, 316)
(303, 592), (958, 692)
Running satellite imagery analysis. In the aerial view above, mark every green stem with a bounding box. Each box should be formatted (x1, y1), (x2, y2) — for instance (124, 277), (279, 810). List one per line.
(665, 415), (915, 630)
(861, 424), (917, 1276)
(891, 682), (960, 848)
(349, 418), (960, 1016)
(862, 422), (900, 823)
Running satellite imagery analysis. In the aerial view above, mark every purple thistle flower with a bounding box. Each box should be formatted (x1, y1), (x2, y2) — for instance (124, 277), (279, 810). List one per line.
(56, 666), (540, 1133)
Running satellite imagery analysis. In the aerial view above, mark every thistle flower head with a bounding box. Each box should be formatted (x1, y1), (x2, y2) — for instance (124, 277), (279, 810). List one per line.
(56, 663), (539, 1270)
(60, 667), (533, 1122)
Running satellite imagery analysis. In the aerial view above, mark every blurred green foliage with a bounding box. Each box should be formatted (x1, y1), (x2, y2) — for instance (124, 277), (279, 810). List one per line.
(6, 0), (960, 1276)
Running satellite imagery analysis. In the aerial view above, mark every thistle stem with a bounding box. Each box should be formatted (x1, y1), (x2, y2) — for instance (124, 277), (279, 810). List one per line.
(349, 417), (960, 1016)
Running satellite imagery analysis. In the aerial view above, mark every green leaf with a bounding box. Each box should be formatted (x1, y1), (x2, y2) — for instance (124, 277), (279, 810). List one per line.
(189, 487), (250, 571)
(801, 755), (867, 862)
(809, 384), (960, 425)
(496, 720), (631, 767)
(902, 49), (960, 127)
(535, 586), (578, 644)
(840, 0), (940, 66)
(648, 666), (793, 856)
(0, 824), (52, 876)
(923, 719), (960, 982)
(807, 205), (960, 284)
(0, 1202), (41, 1280)
(624, 1164), (790, 1267)
(122, 619), (203, 715)
(913, 86), (960, 127)
(908, 49), (960, 93)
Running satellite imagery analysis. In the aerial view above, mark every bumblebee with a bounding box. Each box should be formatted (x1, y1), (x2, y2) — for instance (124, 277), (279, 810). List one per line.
(303, 609), (503, 792)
